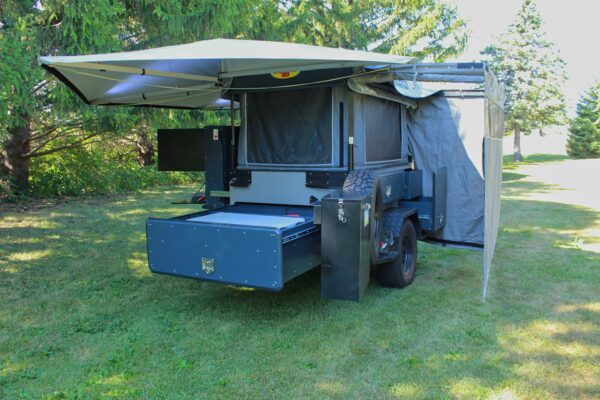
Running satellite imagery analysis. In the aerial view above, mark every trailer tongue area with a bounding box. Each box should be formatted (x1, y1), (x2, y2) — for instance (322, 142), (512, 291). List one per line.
(146, 204), (321, 291)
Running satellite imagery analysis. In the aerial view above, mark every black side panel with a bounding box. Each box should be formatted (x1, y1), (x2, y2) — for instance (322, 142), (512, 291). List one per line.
(399, 168), (447, 234)
(203, 127), (233, 209)
(246, 88), (333, 165)
(402, 170), (422, 200)
(320, 190), (371, 301)
(158, 129), (205, 171)
(305, 171), (348, 188)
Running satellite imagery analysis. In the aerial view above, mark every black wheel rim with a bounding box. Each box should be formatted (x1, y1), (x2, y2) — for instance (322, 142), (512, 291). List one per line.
(371, 190), (382, 261)
(401, 233), (414, 274)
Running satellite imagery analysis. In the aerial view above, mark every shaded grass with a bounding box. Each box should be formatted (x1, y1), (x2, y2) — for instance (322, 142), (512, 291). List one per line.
(503, 153), (570, 171)
(0, 167), (599, 399)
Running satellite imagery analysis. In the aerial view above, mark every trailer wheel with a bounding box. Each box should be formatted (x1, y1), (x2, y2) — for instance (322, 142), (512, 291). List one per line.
(377, 219), (417, 288)
(343, 169), (382, 265)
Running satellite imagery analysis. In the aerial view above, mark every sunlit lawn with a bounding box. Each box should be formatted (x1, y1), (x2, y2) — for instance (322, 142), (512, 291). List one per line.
(0, 156), (598, 399)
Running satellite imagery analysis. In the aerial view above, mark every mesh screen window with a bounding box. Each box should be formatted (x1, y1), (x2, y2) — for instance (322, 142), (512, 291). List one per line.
(365, 96), (402, 162)
(246, 88), (333, 165)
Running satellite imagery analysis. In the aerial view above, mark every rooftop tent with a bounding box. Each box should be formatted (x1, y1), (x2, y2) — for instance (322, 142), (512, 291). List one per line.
(38, 38), (415, 108)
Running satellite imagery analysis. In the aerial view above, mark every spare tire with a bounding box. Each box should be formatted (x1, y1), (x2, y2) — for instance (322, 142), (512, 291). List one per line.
(343, 169), (382, 265)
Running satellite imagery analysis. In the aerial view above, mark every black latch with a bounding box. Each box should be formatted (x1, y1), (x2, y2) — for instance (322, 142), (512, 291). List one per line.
(229, 169), (252, 187)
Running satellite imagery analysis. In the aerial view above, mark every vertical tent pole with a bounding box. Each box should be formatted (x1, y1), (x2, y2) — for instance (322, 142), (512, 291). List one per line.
(348, 94), (355, 171)
(230, 96), (236, 171)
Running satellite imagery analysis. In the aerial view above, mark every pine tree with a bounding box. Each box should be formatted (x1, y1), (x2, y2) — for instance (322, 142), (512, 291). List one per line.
(567, 83), (600, 159)
(482, 0), (566, 162)
(282, 0), (467, 60)
(0, 1), (126, 192)
(0, 0), (257, 191)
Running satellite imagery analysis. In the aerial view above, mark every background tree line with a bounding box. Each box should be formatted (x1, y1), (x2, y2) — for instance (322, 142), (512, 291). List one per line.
(483, 0), (598, 161)
(0, 0), (467, 197)
(1, 0), (596, 199)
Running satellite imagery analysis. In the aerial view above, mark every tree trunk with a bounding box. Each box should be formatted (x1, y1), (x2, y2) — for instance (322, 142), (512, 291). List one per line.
(513, 125), (523, 162)
(135, 129), (155, 166)
(0, 120), (32, 193)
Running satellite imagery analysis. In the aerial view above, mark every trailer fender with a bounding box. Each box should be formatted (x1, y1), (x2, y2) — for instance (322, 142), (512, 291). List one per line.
(378, 207), (419, 264)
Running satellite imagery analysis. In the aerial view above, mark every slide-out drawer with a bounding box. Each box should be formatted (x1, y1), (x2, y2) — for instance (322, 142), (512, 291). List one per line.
(146, 206), (320, 290)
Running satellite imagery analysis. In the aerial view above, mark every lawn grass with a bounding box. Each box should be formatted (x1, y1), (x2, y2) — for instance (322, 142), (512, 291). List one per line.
(1, 159), (598, 399)
(502, 153), (570, 170)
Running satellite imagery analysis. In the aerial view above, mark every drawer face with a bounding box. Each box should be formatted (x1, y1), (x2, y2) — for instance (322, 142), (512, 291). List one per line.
(147, 219), (284, 290)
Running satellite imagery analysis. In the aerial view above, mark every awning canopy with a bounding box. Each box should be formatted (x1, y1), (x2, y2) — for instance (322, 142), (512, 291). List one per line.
(39, 38), (415, 109)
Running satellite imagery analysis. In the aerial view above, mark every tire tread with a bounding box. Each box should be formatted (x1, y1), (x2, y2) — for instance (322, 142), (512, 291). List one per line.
(343, 169), (376, 193)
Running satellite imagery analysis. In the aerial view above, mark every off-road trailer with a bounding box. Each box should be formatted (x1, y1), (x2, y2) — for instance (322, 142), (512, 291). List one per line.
(39, 39), (504, 301)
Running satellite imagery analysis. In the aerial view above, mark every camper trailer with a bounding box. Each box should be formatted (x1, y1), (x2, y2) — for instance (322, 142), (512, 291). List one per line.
(39, 39), (504, 300)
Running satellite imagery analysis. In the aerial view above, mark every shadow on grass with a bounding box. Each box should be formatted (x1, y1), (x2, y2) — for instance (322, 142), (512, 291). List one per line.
(502, 172), (572, 199)
(0, 183), (599, 398)
(503, 153), (570, 166)
(502, 171), (527, 182)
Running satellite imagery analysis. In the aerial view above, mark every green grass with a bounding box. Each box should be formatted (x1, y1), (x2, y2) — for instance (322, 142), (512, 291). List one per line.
(502, 153), (570, 170)
(1, 161), (599, 399)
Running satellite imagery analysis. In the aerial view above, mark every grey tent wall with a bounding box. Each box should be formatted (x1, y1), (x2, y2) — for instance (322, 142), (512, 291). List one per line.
(405, 94), (487, 246)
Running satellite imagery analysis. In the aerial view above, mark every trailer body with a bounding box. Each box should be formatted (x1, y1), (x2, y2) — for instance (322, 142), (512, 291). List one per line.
(145, 82), (486, 300)
(39, 40), (504, 300)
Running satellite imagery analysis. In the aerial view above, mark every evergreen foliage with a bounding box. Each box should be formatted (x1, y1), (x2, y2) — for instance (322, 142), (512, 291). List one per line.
(1, 0), (467, 195)
(567, 83), (600, 159)
(482, 0), (566, 161)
